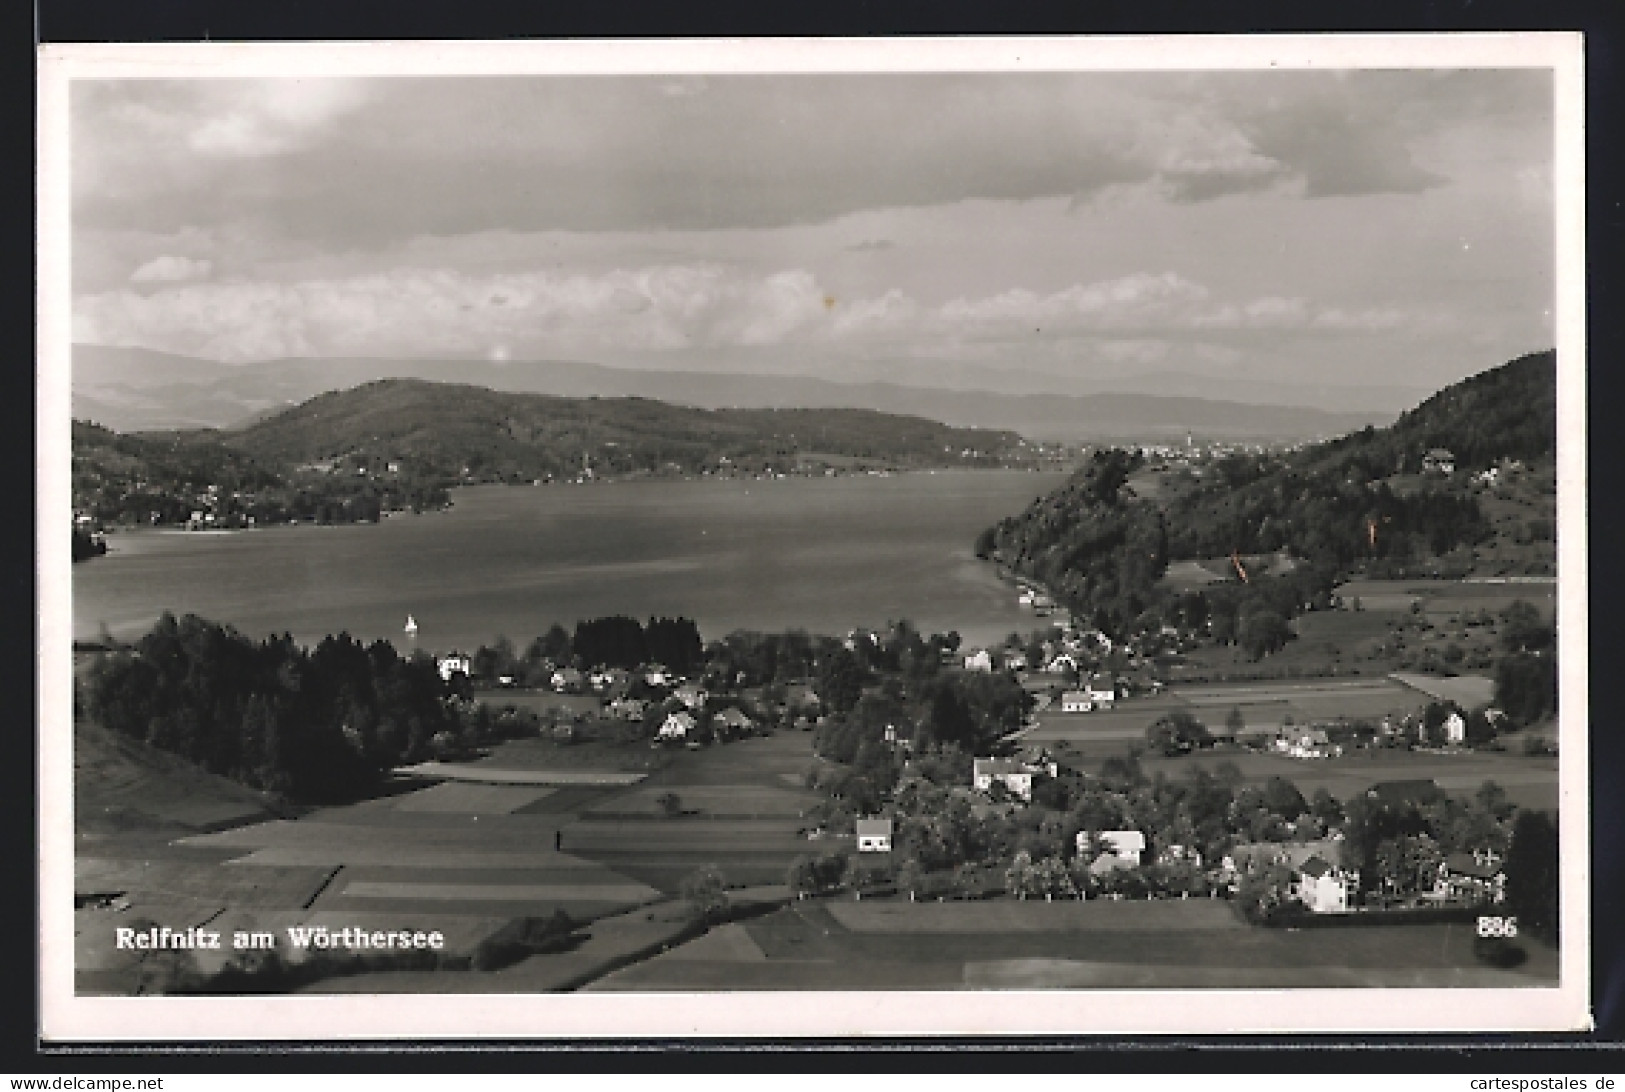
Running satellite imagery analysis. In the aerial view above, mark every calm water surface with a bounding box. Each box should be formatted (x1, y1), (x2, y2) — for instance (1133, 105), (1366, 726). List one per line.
(73, 470), (1067, 651)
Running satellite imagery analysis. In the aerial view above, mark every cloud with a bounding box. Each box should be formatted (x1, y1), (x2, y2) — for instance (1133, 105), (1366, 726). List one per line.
(845, 239), (894, 252)
(70, 70), (1519, 244)
(77, 259), (1438, 366)
(129, 255), (213, 284)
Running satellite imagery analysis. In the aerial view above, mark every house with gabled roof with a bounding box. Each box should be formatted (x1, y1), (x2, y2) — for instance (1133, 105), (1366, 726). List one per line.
(657, 710), (697, 741)
(855, 818), (893, 853)
(1436, 849), (1506, 905)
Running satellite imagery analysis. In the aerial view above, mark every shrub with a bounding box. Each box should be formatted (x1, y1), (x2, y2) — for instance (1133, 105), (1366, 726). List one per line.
(471, 910), (582, 971)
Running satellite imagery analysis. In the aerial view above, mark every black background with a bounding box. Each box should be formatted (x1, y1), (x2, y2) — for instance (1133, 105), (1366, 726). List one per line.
(20, 0), (1625, 1071)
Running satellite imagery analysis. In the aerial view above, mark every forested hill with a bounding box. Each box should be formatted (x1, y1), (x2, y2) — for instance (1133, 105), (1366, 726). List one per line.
(1314, 349), (1556, 475)
(73, 379), (1034, 529)
(224, 379), (1027, 477)
(982, 350), (1558, 636)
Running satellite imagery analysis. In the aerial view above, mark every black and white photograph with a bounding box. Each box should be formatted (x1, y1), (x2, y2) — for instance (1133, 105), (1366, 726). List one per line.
(37, 36), (1589, 1039)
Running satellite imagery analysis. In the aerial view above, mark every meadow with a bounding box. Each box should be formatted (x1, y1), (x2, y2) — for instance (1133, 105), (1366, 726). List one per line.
(585, 897), (1558, 992)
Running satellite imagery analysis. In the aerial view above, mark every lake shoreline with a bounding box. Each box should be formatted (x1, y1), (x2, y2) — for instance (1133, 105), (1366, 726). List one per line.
(75, 469), (1073, 652)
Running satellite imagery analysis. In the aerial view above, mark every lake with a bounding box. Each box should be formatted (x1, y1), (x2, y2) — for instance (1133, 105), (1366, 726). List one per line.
(72, 470), (1069, 653)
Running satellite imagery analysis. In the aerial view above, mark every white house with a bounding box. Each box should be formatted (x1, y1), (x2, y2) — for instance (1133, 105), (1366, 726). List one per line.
(855, 818), (893, 853)
(643, 665), (674, 687)
(1060, 690), (1094, 714)
(436, 653), (472, 682)
(963, 649), (994, 673)
(551, 667), (585, 692)
(1045, 653), (1079, 675)
(972, 756), (1057, 802)
(1435, 849), (1506, 905)
(1294, 855), (1354, 912)
(1003, 650), (1028, 671)
(658, 710), (697, 740)
(1087, 829), (1146, 866)
(1083, 673), (1117, 707)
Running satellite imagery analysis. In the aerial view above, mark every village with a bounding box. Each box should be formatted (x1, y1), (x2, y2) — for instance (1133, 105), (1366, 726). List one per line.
(418, 586), (1550, 935)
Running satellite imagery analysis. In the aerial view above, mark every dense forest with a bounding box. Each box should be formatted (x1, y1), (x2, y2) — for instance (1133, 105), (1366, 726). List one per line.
(982, 350), (1557, 637)
(80, 613), (462, 801)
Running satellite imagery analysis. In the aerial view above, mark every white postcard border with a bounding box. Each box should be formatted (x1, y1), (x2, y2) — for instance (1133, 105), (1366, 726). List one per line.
(37, 32), (1591, 1041)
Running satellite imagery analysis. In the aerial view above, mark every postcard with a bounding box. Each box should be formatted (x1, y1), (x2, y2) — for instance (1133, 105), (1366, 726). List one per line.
(37, 33), (1590, 1039)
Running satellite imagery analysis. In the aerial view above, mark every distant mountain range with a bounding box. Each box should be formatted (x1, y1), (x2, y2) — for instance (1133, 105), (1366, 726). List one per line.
(71, 344), (1392, 442)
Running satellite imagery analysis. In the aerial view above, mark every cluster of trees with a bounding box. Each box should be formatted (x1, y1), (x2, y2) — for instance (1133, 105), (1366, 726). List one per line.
(1492, 600), (1558, 725)
(981, 449), (1170, 634)
(462, 616), (707, 684)
(569, 616), (703, 674)
(79, 612), (485, 801)
(1337, 780), (1515, 900)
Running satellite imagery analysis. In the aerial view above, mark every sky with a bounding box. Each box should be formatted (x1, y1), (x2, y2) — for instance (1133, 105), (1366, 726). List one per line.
(69, 68), (1555, 399)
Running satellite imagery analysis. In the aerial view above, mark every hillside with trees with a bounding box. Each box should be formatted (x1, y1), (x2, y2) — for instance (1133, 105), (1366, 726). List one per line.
(72, 379), (1033, 529)
(225, 380), (1028, 480)
(982, 350), (1557, 637)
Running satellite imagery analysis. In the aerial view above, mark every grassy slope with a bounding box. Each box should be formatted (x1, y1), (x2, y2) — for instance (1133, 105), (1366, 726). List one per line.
(74, 719), (286, 844)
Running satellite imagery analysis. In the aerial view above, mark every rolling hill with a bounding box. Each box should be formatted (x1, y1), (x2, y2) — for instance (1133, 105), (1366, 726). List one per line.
(983, 349), (1558, 632)
(72, 343), (1387, 442)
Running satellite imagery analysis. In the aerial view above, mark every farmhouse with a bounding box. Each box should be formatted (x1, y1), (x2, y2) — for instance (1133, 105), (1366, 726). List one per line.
(855, 818), (894, 853)
(1294, 855), (1355, 913)
(972, 756), (1057, 802)
(711, 707), (754, 738)
(436, 653), (472, 682)
(643, 664), (674, 687)
(1276, 727), (1339, 759)
(1435, 850), (1506, 905)
(1045, 653), (1079, 675)
(1003, 650), (1028, 671)
(1422, 448), (1456, 475)
(1081, 829), (1146, 866)
(674, 684), (709, 710)
(658, 710), (697, 741)
(1222, 839), (1347, 881)
(963, 649), (995, 673)
(1060, 690), (1094, 713)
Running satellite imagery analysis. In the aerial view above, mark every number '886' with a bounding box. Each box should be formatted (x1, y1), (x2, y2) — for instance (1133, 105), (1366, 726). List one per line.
(1476, 916), (1519, 937)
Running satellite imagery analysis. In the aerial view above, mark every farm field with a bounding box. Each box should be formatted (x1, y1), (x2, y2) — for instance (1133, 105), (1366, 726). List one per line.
(1391, 672), (1496, 707)
(299, 898), (706, 994)
(1027, 677), (1428, 745)
(392, 782), (556, 813)
(585, 897), (1557, 991)
(394, 761), (647, 786)
(76, 726), (830, 994)
(583, 784), (818, 819)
